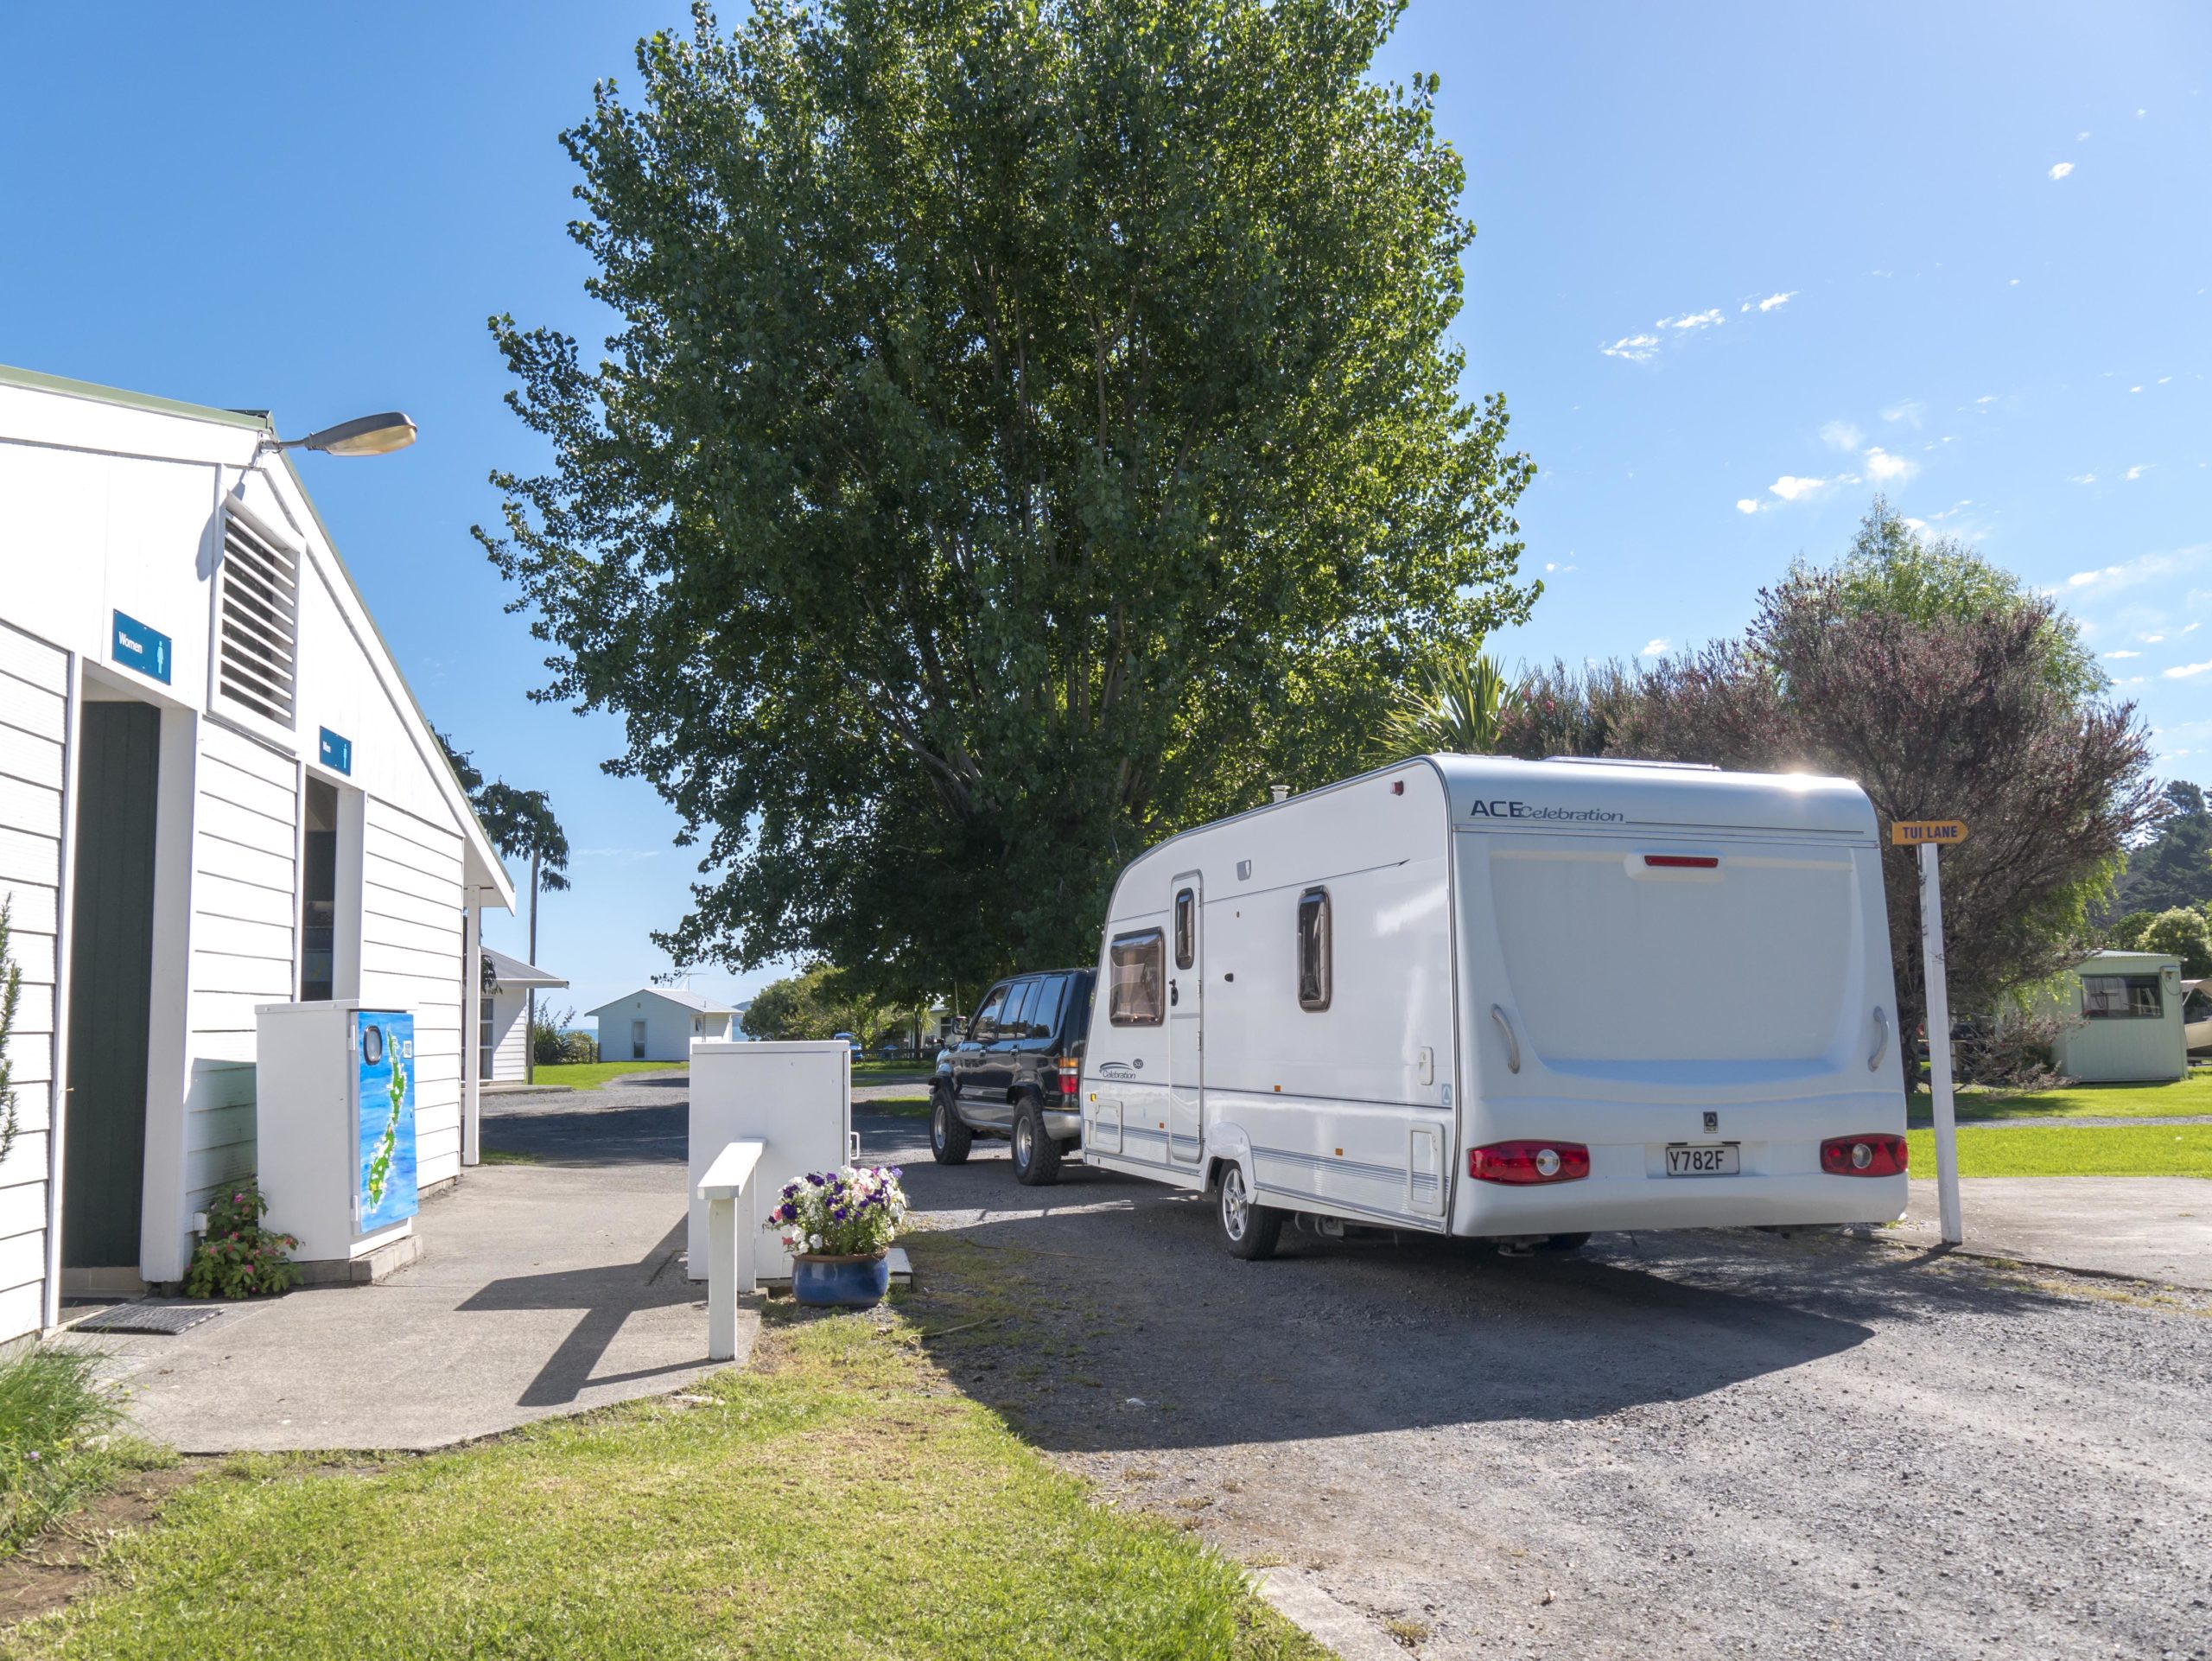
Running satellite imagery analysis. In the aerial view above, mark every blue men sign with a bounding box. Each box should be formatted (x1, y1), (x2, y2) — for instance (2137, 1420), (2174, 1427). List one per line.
(111, 611), (172, 684)
(318, 728), (353, 775)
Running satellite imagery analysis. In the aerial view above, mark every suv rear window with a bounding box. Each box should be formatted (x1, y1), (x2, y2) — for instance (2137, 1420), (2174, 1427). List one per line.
(1109, 931), (1166, 1026)
(1028, 973), (1071, 1039)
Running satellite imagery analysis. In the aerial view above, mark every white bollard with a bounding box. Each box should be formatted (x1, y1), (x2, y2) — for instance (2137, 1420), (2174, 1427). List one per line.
(697, 1140), (766, 1363)
(1918, 843), (1963, 1245)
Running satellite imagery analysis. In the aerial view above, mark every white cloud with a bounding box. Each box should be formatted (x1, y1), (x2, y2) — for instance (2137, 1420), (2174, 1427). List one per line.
(2131, 385), (2144, 393)
(1744, 291), (1796, 313)
(1769, 474), (1828, 502)
(1863, 447), (1919, 483)
(2070, 473), (2098, 484)
(2077, 130), (2091, 141)
(2164, 659), (2212, 679)
(2126, 464), (2151, 480)
(1903, 518), (1929, 531)
(1658, 309), (1726, 332)
(2060, 544), (2209, 595)
(2049, 162), (2075, 181)
(1819, 420), (1864, 451)
(1602, 334), (1661, 363)
(2105, 649), (2141, 659)
(2185, 622), (2202, 634)
(1542, 562), (1580, 574)
(1736, 499), (1760, 515)
(1640, 639), (1670, 659)
(1882, 400), (1925, 428)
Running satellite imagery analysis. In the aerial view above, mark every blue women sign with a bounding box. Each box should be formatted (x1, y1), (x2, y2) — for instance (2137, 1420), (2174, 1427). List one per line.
(353, 1010), (418, 1233)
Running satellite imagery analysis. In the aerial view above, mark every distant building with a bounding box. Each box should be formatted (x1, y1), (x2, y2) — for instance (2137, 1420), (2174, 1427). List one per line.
(2049, 951), (2189, 1084)
(479, 947), (568, 1082)
(584, 988), (736, 1062)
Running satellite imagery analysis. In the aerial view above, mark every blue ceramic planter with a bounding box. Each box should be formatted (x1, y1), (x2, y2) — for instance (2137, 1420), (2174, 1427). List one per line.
(791, 1252), (890, 1308)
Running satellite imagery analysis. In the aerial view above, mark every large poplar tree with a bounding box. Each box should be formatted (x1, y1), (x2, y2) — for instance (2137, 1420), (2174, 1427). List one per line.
(480, 0), (1535, 994)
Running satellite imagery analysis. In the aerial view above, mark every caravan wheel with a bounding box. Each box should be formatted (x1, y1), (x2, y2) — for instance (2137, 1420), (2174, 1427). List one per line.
(1217, 1164), (1282, 1261)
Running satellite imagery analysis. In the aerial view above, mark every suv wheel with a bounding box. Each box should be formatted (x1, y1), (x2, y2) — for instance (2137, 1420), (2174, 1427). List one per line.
(931, 1087), (973, 1165)
(1217, 1162), (1282, 1260)
(1010, 1100), (1063, 1187)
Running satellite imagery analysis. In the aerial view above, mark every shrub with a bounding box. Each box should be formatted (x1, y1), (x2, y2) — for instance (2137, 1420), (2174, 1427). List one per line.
(2136, 907), (2212, 977)
(1961, 1013), (2073, 1091)
(183, 1183), (302, 1300)
(560, 1030), (598, 1064)
(531, 1002), (579, 1065)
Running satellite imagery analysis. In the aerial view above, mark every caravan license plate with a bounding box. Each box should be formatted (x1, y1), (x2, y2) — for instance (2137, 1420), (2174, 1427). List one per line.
(1665, 1143), (1739, 1177)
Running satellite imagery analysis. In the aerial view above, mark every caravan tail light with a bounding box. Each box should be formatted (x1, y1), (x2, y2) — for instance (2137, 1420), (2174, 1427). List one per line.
(1643, 855), (1719, 869)
(1469, 1141), (1590, 1184)
(1820, 1134), (1908, 1176)
(1058, 1056), (1080, 1098)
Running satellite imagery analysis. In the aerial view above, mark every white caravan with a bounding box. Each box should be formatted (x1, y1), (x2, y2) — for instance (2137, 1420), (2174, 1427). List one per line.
(1076, 755), (1910, 1258)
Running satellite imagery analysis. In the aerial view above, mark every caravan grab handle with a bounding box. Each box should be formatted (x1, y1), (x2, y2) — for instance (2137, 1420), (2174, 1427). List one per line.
(1490, 1005), (1522, 1075)
(1867, 1008), (1889, 1073)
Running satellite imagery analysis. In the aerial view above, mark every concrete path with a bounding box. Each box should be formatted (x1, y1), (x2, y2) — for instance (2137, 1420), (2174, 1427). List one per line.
(83, 1081), (752, 1454)
(1891, 1174), (2212, 1287)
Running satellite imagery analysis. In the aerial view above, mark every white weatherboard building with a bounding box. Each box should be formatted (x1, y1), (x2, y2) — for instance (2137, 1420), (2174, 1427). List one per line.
(480, 946), (567, 1084)
(2047, 951), (2189, 1085)
(587, 988), (735, 1062)
(0, 364), (516, 1341)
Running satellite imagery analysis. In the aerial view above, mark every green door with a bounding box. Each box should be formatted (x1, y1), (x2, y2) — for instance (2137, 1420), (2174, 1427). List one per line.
(61, 702), (162, 1270)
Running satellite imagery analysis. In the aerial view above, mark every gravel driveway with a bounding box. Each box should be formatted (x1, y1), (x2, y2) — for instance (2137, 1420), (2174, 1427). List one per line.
(486, 1083), (2212, 1660)
(864, 1111), (2212, 1661)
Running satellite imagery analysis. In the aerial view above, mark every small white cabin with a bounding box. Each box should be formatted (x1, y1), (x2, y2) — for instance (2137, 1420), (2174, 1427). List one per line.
(1077, 755), (1910, 1255)
(2050, 951), (2188, 1084)
(586, 988), (734, 1062)
(479, 947), (568, 1083)
(0, 364), (516, 1336)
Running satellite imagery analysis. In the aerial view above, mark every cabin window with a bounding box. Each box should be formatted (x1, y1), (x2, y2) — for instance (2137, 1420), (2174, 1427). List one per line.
(1109, 930), (1166, 1026)
(1173, 888), (1195, 970)
(2082, 974), (2162, 1019)
(1296, 888), (1332, 1012)
(969, 983), (1009, 1041)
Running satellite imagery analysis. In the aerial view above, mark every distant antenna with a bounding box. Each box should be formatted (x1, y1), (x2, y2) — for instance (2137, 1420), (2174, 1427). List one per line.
(1269, 784), (1291, 803)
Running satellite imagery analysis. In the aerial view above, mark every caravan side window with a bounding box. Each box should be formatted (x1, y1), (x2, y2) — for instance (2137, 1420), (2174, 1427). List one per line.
(1173, 888), (1195, 970)
(1109, 930), (1166, 1026)
(2082, 974), (2162, 1019)
(1296, 888), (1332, 1011)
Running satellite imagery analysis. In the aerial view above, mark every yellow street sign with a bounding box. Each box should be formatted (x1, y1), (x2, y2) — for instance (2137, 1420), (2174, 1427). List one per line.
(1891, 820), (1967, 846)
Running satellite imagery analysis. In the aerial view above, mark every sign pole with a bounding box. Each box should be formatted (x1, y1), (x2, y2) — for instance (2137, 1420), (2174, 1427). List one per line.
(1917, 841), (1963, 1244)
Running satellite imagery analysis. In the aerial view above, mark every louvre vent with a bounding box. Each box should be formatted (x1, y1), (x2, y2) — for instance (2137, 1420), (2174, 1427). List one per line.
(215, 510), (300, 726)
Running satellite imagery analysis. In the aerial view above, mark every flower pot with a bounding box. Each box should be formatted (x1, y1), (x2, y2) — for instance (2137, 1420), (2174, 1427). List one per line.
(790, 1251), (891, 1308)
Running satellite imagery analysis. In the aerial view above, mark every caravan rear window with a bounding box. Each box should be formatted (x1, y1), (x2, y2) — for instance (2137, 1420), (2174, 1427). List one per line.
(1109, 930), (1166, 1026)
(1296, 888), (1332, 1011)
(2082, 974), (2162, 1019)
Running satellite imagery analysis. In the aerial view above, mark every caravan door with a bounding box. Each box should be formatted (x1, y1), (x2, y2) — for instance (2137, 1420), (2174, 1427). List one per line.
(1167, 874), (1204, 1163)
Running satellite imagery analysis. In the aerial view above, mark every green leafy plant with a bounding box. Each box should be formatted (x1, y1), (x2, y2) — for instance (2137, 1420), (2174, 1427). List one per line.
(1378, 649), (1520, 760)
(0, 1346), (126, 1555)
(183, 1183), (302, 1300)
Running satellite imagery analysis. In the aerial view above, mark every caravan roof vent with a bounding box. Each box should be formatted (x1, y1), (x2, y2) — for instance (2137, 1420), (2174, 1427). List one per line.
(215, 508), (301, 727)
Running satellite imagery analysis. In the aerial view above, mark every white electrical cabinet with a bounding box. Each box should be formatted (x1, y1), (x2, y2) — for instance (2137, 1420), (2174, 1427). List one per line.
(254, 1002), (420, 1265)
(687, 1040), (853, 1282)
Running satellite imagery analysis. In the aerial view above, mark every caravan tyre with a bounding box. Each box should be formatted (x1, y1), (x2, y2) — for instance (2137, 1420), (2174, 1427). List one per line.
(931, 1089), (973, 1165)
(1217, 1163), (1282, 1261)
(1535, 1232), (1591, 1254)
(1010, 1102), (1063, 1187)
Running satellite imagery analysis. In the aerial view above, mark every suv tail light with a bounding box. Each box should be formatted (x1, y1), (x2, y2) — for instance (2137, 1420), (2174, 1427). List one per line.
(1820, 1133), (1908, 1176)
(1058, 1056), (1080, 1098)
(1470, 1141), (1590, 1184)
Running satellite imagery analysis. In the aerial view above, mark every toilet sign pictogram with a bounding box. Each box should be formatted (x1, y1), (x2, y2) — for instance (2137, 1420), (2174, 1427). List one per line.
(1891, 820), (1967, 846)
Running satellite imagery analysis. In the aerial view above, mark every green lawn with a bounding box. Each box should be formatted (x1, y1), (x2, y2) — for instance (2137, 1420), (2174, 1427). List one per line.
(868, 1096), (932, 1118)
(1910, 1069), (2212, 1124)
(13, 1310), (1318, 1661)
(523, 1060), (688, 1091)
(1909, 1122), (2212, 1178)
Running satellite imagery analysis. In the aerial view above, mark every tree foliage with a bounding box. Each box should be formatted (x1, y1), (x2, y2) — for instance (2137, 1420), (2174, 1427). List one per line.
(2133, 907), (2212, 977)
(2114, 781), (2212, 915)
(741, 963), (899, 1045)
(0, 901), (21, 1165)
(480, 0), (1535, 997)
(1376, 649), (1518, 760)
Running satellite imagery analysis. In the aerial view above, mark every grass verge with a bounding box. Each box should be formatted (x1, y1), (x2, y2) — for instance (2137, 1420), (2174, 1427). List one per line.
(868, 1096), (931, 1119)
(10, 1302), (1322, 1659)
(1908, 1122), (2212, 1178)
(523, 1060), (687, 1091)
(0, 1349), (166, 1558)
(1909, 1070), (2211, 1124)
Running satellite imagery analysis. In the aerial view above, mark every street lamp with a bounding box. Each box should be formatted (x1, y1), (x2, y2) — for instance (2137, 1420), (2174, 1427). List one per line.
(257, 410), (417, 458)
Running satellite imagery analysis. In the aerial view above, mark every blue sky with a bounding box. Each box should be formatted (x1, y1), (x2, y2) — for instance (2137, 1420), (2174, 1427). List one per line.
(3, 3), (2204, 1015)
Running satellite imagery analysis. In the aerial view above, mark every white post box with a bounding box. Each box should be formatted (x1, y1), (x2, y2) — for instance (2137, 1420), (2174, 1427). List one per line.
(687, 1040), (852, 1282)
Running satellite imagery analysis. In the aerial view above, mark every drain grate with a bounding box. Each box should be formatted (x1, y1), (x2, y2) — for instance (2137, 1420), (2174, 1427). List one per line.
(72, 1302), (225, 1336)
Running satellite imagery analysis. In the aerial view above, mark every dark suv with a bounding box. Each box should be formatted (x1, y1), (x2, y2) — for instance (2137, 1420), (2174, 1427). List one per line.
(930, 967), (1096, 1185)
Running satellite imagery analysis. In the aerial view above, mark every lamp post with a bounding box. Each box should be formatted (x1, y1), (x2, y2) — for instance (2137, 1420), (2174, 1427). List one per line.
(256, 411), (417, 458)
